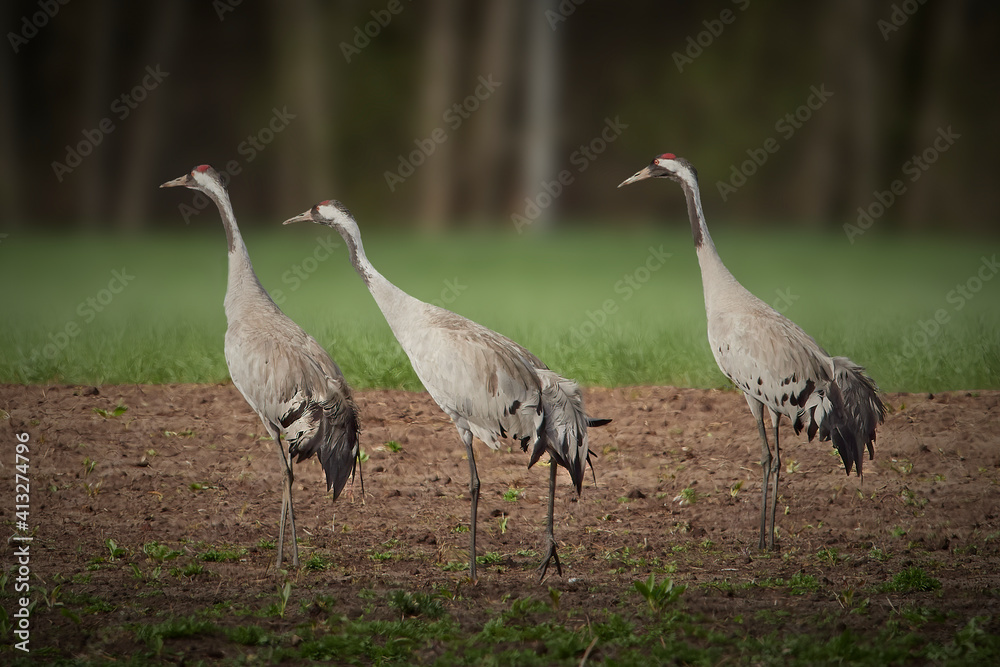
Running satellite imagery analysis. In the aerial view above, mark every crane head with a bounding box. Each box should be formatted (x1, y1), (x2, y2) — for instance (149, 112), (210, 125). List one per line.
(618, 153), (698, 190)
(282, 200), (355, 229)
(160, 164), (223, 192)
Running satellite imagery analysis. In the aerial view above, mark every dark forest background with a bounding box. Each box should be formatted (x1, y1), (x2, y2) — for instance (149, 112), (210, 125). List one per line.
(2, 0), (996, 233)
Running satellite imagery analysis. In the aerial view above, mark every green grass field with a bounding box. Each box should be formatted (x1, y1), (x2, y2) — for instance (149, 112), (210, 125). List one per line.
(1, 225), (997, 391)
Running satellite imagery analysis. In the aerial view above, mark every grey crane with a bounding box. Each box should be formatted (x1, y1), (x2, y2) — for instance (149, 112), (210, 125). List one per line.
(619, 153), (884, 549)
(282, 200), (610, 582)
(160, 165), (361, 568)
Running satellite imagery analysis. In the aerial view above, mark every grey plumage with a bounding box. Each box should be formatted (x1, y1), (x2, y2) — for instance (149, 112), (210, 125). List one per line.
(620, 153), (885, 549)
(161, 166), (360, 568)
(283, 200), (609, 582)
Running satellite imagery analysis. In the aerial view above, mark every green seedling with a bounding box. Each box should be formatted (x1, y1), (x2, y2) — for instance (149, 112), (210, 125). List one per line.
(93, 403), (128, 418)
(633, 573), (686, 612)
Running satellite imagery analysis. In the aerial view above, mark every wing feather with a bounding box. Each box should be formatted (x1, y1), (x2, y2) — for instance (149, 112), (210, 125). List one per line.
(224, 312), (360, 496)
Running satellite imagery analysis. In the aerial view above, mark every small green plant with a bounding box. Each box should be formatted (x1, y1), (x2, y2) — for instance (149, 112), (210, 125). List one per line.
(228, 625), (270, 646)
(83, 457), (96, 476)
(497, 512), (509, 534)
(868, 546), (890, 562)
(199, 546), (247, 562)
(476, 552), (502, 567)
(900, 487), (927, 508)
(387, 590), (444, 619)
(303, 553), (334, 571)
(878, 566), (942, 593)
(36, 583), (63, 610)
(890, 526), (908, 539)
(502, 487), (524, 502)
(135, 615), (219, 654)
(367, 538), (398, 562)
(674, 487), (699, 506)
(93, 403), (128, 418)
(452, 524), (470, 533)
(890, 458), (913, 475)
(105, 538), (127, 561)
(730, 480), (743, 498)
(785, 459), (800, 474)
(358, 448), (370, 464)
(633, 573), (686, 612)
(548, 586), (561, 610)
(142, 541), (182, 563)
(835, 587), (869, 612)
(274, 581), (292, 619)
(171, 563), (204, 578)
(384, 440), (402, 452)
(130, 563), (163, 583)
(816, 547), (843, 565)
(787, 572), (820, 595)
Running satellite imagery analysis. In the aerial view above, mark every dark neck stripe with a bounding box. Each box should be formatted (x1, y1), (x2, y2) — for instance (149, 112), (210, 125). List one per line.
(680, 180), (704, 248)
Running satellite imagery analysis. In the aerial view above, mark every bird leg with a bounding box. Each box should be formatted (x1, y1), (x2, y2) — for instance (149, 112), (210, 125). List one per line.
(270, 424), (299, 568)
(768, 416), (781, 550)
(538, 459), (562, 581)
(751, 402), (773, 550)
(459, 427), (480, 583)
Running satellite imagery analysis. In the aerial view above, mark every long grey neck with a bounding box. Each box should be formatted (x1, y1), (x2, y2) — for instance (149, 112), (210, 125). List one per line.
(334, 225), (417, 325)
(204, 188), (271, 313)
(678, 176), (740, 310)
(678, 176), (714, 253)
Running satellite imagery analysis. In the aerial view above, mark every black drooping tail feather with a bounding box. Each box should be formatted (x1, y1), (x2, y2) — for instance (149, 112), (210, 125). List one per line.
(527, 372), (612, 494)
(287, 393), (362, 500)
(585, 416), (611, 486)
(828, 357), (885, 477)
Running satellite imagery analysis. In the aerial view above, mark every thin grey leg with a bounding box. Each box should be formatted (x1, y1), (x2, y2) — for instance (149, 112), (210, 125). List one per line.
(269, 422), (298, 568)
(459, 426), (480, 583)
(750, 401), (772, 550)
(538, 459), (562, 580)
(768, 417), (781, 550)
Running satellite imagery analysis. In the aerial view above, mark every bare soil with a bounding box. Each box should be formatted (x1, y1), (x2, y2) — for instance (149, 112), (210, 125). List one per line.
(1, 384), (999, 662)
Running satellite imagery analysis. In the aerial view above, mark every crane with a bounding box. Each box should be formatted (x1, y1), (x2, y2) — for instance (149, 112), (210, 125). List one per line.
(160, 165), (361, 568)
(282, 200), (610, 581)
(619, 153), (884, 549)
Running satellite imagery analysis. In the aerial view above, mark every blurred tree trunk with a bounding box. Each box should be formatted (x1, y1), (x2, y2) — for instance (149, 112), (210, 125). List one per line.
(0, 11), (20, 228)
(521, 0), (559, 231)
(418, 0), (460, 230)
(271, 0), (336, 217)
(842, 0), (879, 224)
(79, 0), (115, 230)
(900, 0), (962, 228)
(790, 0), (876, 227)
(467, 0), (516, 227)
(115, 1), (183, 232)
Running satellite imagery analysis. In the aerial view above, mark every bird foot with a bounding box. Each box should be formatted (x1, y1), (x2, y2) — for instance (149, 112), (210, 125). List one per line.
(537, 541), (563, 582)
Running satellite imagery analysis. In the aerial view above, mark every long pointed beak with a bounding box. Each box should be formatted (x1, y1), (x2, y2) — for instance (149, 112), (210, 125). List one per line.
(282, 210), (313, 225)
(160, 174), (192, 189)
(618, 165), (654, 188)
